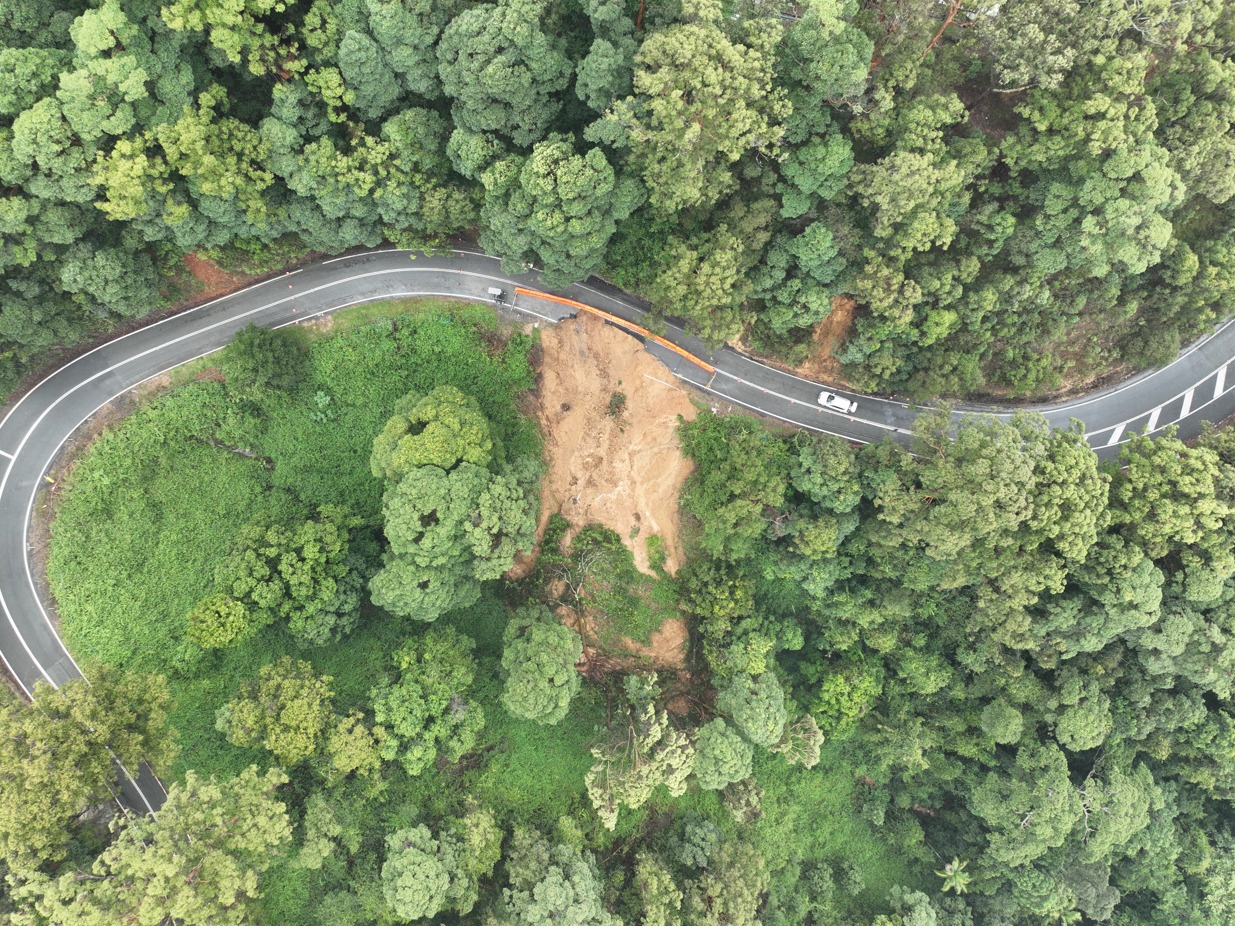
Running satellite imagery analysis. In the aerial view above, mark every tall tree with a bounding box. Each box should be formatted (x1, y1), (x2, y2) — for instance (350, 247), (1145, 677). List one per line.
(610, 0), (788, 214)
(586, 674), (695, 829)
(337, 29), (400, 122)
(693, 719), (753, 791)
(480, 139), (641, 287)
(191, 508), (365, 648)
(576, 0), (637, 113)
(382, 808), (501, 920)
(161, 0), (300, 76)
(0, 670), (175, 870)
(437, 0), (572, 147)
(716, 672), (788, 748)
(28, 766), (291, 926)
(370, 387), (537, 622)
(370, 627), (484, 775)
(497, 829), (621, 926)
(500, 603), (583, 725)
(219, 322), (306, 395)
(215, 657), (337, 767)
(366, 0), (461, 100)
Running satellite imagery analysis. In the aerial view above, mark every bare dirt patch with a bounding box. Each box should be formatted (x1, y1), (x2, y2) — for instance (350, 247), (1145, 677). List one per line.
(529, 313), (702, 675)
(181, 253), (247, 296)
(561, 603), (691, 680)
(740, 294), (857, 387)
(533, 313), (698, 575)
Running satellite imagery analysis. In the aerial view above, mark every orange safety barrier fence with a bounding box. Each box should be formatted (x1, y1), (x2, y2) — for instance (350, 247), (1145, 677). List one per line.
(514, 287), (715, 374)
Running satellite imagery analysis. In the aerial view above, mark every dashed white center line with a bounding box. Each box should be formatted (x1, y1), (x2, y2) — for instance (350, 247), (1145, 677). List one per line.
(1146, 406), (1162, 433)
(1180, 387), (1195, 418)
(1215, 365), (1228, 400)
(1106, 424), (1125, 446)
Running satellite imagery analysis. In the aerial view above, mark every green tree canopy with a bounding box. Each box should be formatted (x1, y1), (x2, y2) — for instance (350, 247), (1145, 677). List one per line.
(716, 672), (788, 748)
(193, 507), (365, 647)
(500, 603), (583, 726)
(498, 828), (621, 926)
(220, 322), (306, 395)
(586, 674), (695, 829)
(480, 139), (641, 287)
(382, 807), (501, 920)
(437, 0), (572, 146)
(27, 766), (291, 925)
(215, 657), (337, 767)
(679, 412), (792, 561)
(693, 718), (753, 791)
(0, 669), (175, 871)
(370, 386), (497, 482)
(370, 627), (484, 775)
(370, 387), (537, 622)
(611, 0), (787, 214)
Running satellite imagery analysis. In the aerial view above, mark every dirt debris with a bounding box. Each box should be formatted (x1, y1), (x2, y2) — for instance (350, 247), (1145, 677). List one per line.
(740, 294), (857, 387)
(560, 603), (691, 679)
(182, 253), (247, 295)
(532, 313), (698, 576)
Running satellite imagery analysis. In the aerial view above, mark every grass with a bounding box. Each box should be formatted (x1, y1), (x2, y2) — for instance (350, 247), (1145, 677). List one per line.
(48, 301), (538, 782)
(44, 296), (919, 923)
(752, 738), (926, 908)
(548, 522), (680, 649)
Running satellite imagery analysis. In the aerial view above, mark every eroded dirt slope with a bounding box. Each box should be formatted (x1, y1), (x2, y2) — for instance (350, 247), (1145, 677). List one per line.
(533, 313), (697, 575)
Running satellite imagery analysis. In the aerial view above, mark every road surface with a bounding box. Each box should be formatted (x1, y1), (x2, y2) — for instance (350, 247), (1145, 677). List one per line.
(3, 245), (1234, 811)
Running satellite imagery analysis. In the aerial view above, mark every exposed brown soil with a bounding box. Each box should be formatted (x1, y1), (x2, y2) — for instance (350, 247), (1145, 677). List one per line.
(527, 313), (701, 673)
(181, 253), (246, 295)
(560, 602), (690, 677)
(532, 313), (698, 575)
(742, 294), (857, 387)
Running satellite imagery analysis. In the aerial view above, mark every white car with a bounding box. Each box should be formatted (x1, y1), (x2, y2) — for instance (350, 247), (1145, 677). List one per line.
(818, 391), (857, 414)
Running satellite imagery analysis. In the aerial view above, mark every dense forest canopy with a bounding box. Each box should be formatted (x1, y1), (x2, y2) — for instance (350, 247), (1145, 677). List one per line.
(6, 1), (1235, 925)
(678, 409), (1235, 925)
(2, 0), (1234, 398)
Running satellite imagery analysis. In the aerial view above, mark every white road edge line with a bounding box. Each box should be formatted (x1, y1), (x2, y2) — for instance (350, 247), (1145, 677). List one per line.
(2, 282), (544, 700)
(709, 367), (900, 433)
(1047, 315), (1235, 415)
(1103, 376), (1235, 450)
(0, 268), (307, 434)
(690, 380), (866, 442)
(642, 374), (682, 391)
(5, 247), (1235, 807)
(3, 282), (534, 813)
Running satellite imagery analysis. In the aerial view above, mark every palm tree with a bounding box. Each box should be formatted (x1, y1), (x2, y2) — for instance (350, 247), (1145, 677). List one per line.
(934, 857), (972, 895)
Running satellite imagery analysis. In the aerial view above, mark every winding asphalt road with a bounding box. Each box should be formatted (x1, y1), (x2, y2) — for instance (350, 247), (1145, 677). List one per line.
(3, 245), (1235, 812)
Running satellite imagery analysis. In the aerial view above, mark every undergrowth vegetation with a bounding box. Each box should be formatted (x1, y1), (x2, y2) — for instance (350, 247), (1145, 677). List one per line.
(49, 300), (537, 774)
(41, 302), (912, 925)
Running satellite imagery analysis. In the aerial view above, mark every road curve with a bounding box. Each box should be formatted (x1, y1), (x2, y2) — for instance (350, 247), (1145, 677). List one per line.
(3, 245), (1235, 812)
